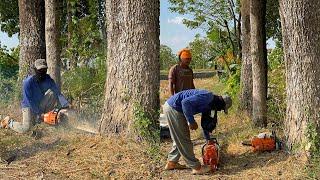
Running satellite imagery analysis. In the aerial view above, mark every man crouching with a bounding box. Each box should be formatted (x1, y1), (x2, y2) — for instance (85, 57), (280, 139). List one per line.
(1, 59), (70, 133)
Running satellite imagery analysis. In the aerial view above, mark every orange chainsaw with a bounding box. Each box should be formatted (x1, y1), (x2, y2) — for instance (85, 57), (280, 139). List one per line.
(43, 108), (61, 125)
(202, 138), (220, 172)
(242, 131), (282, 152)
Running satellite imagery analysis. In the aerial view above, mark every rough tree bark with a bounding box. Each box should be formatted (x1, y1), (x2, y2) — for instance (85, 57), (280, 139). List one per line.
(99, 0), (160, 136)
(45, 0), (61, 89)
(18, 0), (46, 78)
(280, 0), (320, 152)
(250, 0), (267, 127)
(239, 0), (252, 116)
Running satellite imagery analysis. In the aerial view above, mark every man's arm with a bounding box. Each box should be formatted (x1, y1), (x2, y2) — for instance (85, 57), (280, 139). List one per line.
(168, 66), (176, 96)
(191, 69), (195, 89)
(181, 93), (214, 125)
(48, 77), (70, 108)
(201, 111), (216, 140)
(181, 97), (198, 130)
(181, 98), (196, 124)
(168, 79), (175, 96)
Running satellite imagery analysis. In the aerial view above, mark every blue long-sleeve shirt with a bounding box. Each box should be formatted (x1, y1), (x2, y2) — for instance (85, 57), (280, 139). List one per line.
(21, 74), (69, 115)
(166, 89), (214, 124)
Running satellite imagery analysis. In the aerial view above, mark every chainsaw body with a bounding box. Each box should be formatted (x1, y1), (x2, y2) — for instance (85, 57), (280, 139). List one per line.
(251, 136), (276, 152)
(43, 108), (61, 125)
(251, 131), (281, 152)
(202, 138), (220, 172)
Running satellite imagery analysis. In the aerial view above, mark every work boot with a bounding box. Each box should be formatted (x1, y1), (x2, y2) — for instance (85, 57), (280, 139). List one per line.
(191, 165), (211, 175)
(164, 161), (187, 170)
(0, 116), (11, 129)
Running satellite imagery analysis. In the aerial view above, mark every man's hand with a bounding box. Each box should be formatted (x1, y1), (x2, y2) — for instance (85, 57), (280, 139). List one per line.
(189, 122), (198, 130)
(36, 113), (44, 124)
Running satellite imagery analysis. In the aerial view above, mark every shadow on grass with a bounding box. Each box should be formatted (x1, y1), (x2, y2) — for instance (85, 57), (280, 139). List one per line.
(217, 142), (289, 175)
(1, 138), (65, 165)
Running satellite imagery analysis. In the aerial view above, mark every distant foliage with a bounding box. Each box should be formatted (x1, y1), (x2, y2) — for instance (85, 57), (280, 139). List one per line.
(60, 0), (106, 70)
(267, 47), (285, 127)
(268, 46), (284, 70)
(169, 0), (241, 58)
(188, 35), (217, 69)
(160, 45), (176, 70)
(62, 57), (106, 109)
(0, 76), (19, 104)
(0, 46), (20, 104)
(0, 0), (19, 36)
(168, 0), (237, 30)
(266, 0), (282, 42)
(223, 64), (240, 98)
(0, 46), (19, 78)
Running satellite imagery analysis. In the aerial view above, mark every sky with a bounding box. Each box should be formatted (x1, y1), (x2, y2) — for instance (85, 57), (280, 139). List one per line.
(0, 0), (203, 53)
(160, 0), (205, 53)
(0, 0), (273, 52)
(0, 31), (18, 50)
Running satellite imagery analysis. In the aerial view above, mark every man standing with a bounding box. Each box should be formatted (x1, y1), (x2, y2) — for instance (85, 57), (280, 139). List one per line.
(1, 59), (70, 133)
(163, 89), (232, 174)
(168, 48), (195, 96)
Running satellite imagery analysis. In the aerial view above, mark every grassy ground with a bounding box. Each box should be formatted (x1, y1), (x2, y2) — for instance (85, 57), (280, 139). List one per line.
(0, 125), (160, 179)
(0, 77), (308, 179)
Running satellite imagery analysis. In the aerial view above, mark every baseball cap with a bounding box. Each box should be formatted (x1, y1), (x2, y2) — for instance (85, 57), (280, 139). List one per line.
(34, 59), (48, 70)
(222, 95), (232, 114)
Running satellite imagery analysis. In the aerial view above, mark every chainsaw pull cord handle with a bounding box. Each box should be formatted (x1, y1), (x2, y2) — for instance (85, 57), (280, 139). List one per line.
(272, 130), (278, 149)
(52, 108), (62, 122)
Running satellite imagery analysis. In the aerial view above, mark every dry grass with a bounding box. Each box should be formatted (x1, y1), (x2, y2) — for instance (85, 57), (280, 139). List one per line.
(0, 77), (308, 179)
(0, 125), (160, 179)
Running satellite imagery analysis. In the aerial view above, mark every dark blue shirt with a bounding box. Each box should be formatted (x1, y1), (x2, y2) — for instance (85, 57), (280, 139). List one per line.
(21, 74), (68, 115)
(166, 89), (214, 124)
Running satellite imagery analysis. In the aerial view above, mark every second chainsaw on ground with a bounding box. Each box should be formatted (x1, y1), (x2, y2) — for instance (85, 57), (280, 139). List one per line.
(242, 131), (282, 152)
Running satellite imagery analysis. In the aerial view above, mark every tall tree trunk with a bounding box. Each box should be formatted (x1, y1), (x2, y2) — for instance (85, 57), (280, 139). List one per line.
(239, 0), (252, 115)
(45, 0), (61, 89)
(18, 0), (46, 78)
(280, 0), (320, 152)
(250, 0), (267, 127)
(99, 0), (160, 136)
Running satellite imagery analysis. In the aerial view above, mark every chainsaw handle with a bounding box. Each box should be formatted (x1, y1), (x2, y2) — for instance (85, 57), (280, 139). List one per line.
(201, 143), (206, 156)
(202, 137), (218, 155)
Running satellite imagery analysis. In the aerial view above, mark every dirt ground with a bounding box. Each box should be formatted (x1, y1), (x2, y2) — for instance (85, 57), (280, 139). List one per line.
(0, 77), (308, 179)
(0, 124), (161, 179)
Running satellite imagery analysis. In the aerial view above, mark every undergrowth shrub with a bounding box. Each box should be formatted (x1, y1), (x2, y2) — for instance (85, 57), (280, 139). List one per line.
(133, 104), (160, 161)
(0, 46), (20, 106)
(306, 120), (320, 179)
(267, 47), (285, 127)
(62, 58), (106, 122)
(0, 76), (19, 105)
(224, 65), (240, 98)
(220, 64), (240, 111)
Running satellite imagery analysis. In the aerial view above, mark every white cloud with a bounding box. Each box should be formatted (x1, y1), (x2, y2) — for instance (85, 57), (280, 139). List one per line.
(167, 16), (184, 25)
(160, 35), (191, 53)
